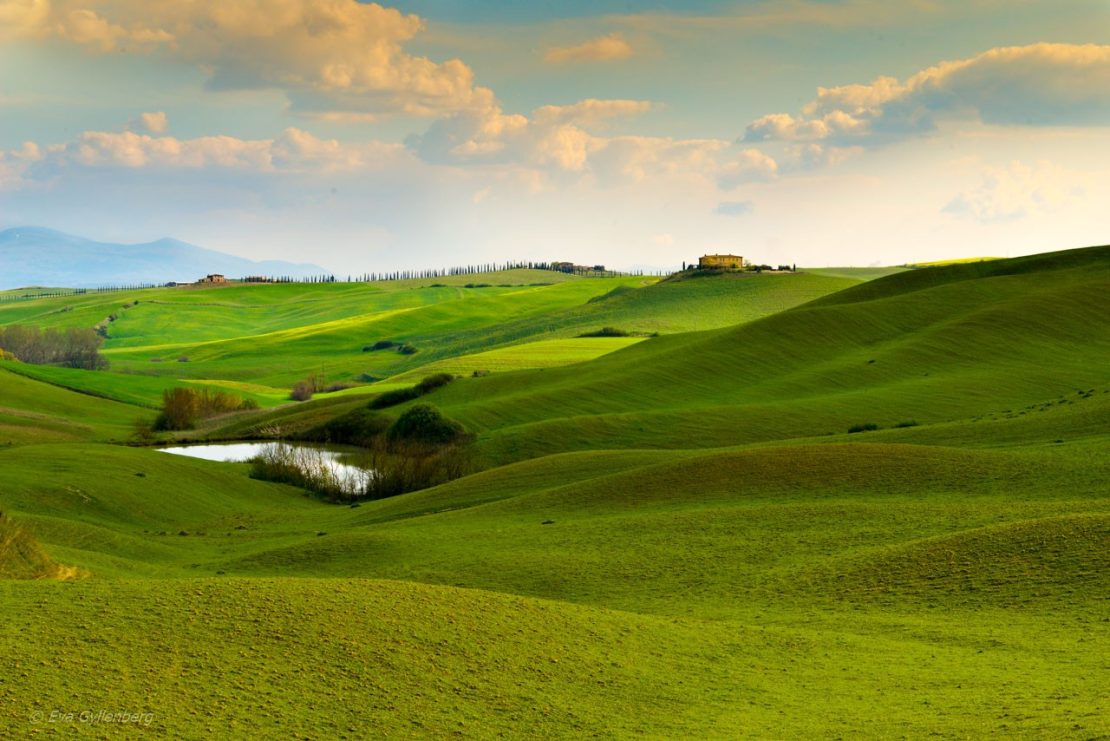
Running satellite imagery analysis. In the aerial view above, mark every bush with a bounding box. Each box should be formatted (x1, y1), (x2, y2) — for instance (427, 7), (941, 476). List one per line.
(397, 343), (418, 355)
(365, 340), (396, 352)
(290, 380), (314, 401)
(577, 327), (630, 338)
(894, 419), (919, 428)
(414, 373), (454, 395)
(177, 356), (190, 363)
(154, 388), (200, 430)
(323, 382), (356, 393)
(386, 404), (465, 447)
(305, 407), (392, 446)
(154, 387), (252, 430)
(847, 423), (880, 434)
(368, 387), (419, 409)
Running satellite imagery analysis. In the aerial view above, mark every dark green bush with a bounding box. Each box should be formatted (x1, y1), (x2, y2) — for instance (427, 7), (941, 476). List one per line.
(368, 387), (420, 409)
(847, 423), (880, 433)
(577, 327), (630, 338)
(397, 343), (418, 355)
(386, 404), (465, 447)
(894, 419), (919, 428)
(414, 373), (454, 395)
(365, 340), (396, 351)
(305, 407), (392, 446)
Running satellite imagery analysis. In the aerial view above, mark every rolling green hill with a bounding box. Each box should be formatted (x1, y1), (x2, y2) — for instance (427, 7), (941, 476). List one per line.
(0, 248), (1106, 737)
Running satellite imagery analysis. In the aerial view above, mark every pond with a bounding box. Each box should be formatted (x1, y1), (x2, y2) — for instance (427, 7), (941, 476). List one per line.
(158, 441), (372, 495)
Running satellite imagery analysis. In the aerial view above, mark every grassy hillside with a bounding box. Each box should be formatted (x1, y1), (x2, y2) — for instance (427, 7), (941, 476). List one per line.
(408, 244), (1110, 462)
(0, 248), (1107, 737)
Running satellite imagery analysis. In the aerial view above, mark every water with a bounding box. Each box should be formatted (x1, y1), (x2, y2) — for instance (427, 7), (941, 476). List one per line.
(158, 441), (372, 495)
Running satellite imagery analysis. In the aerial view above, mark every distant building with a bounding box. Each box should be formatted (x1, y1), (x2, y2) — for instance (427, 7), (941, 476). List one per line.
(197, 274), (228, 284)
(698, 254), (743, 270)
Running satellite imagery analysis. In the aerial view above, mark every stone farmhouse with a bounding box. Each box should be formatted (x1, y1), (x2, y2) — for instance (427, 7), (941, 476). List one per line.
(698, 254), (743, 270)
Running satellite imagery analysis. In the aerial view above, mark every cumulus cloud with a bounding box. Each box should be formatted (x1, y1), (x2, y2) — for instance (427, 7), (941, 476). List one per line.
(715, 200), (754, 217)
(544, 33), (634, 64)
(716, 148), (779, 187)
(3, 0), (493, 117)
(1, 122), (403, 187)
(132, 111), (168, 134)
(745, 43), (1110, 144)
(409, 98), (653, 173)
(943, 160), (1083, 223)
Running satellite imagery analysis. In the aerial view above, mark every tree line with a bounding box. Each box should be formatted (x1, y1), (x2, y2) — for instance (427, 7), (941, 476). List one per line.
(0, 325), (108, 370)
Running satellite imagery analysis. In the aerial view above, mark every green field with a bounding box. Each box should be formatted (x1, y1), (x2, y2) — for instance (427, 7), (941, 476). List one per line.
(0, 254), (1107, 737)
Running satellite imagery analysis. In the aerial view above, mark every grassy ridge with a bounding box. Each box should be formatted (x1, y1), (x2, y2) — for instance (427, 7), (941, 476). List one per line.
(414, 245), (1110, 462)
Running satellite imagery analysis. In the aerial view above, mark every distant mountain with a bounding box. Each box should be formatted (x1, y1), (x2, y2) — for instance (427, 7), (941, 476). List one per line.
(0, 227), (328, 289)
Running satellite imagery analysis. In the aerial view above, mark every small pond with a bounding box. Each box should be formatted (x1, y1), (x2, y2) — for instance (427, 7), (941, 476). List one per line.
(158, 441), (372, 495)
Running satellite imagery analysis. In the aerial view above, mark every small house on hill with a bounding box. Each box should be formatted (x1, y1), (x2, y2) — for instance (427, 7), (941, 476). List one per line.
(698, 254), (743, 270)
(197, 274), (227, 284)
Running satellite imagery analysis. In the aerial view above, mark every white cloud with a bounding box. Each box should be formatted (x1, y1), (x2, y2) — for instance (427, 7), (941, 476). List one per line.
(410, 98), (653, 173)
(134, 111), (168, 134)
(410, 98), (778, 188)
(3, 123), (403, 184)
(716, 148), (779, 188)
(745, 43), (1110, 145)
(4, 0), (493, 117)
(544, 33), (635, 64)
(943, 160), (1084, 223)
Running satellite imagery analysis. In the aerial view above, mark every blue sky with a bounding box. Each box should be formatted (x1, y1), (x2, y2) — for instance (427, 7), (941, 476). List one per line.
(1, 1), (1108, 272)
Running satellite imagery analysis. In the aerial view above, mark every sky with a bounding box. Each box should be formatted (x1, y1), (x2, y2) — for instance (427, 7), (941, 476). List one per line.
(1, 1), (1108, 273)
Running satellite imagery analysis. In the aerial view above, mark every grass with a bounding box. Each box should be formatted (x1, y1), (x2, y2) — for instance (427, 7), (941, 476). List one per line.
(0, 250), (1107, 736)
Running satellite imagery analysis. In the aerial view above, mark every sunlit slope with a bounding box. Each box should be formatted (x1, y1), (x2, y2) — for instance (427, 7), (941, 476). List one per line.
(429, 245), (1110, 460)
(5, 576), (1103, 738)
(1, 269), (865, 393)
(0, 435), (1105, 737)
(4, 434), (1104, 615)
(0, 367), (140, 445)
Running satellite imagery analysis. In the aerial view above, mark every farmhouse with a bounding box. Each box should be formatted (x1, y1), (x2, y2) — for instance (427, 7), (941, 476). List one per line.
(197, 274), (228, 284)
(698, 254), (743, 270)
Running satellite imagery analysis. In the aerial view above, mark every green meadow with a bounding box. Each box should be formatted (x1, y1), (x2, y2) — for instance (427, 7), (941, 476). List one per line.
(0, 253), (1107, 737)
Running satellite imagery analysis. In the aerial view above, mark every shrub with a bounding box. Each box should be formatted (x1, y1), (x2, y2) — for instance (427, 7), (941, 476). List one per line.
(154, 388), (200, 430)
(177, 356), (189, 363)
(397, 343), (418, 355)
(894, 419), (919, 428)
(414, 373), (454, 395)
(154, 387), (251, 430)
(847, 423), (880, 433)
(290, 380), (314, 402)
(131, 417), (157, 443)
(471, 369), (490, 378)
(578, 327), (630, 338)
(386, 404), (465, 447)
(356, 373), (381, 383)
(305, 407), (392, 447)
(323, 382), (356, 393)
(365, 340), (396, 352)
(367, 387), (419, 409)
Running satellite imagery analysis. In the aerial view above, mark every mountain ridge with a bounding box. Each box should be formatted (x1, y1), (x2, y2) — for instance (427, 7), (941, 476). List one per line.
(0, 226), (328, 289)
